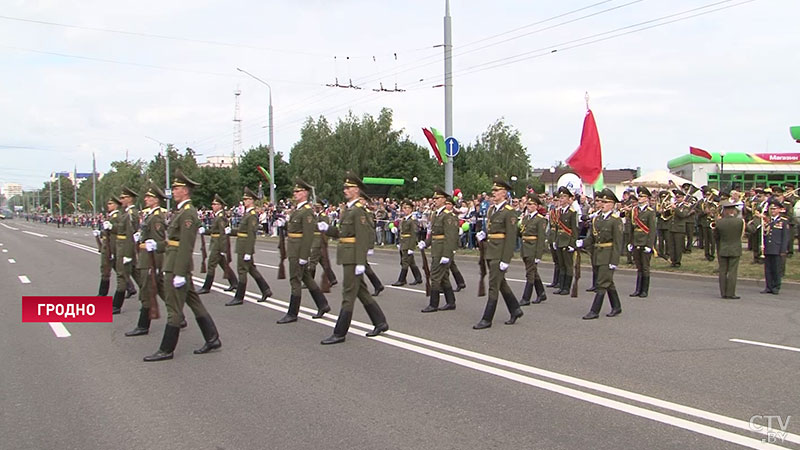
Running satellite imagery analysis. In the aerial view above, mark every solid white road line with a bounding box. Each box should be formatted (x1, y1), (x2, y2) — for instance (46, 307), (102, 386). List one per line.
(0, 242), (4, 245)
(730, 338), (800, 354)
(18, 275), (31, 284)
(0, 223), (19, 230)
(194, 276), (798, 448)
(56, 239), (99, 254)
(259, 249), (279, 254)
(8, 259), (16, 264)
(2, 249), (8, 253)
(22, 230), (48, 238)
(48, 323), (71, 338)
(255, 262), (279, 269)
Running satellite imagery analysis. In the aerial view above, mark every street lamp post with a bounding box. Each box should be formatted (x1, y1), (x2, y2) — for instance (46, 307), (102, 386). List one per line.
(412, 176), (418, 199)
(237, 68), (275, 205)
(549, 167), (556, 195)
(145, 136), (171, 210)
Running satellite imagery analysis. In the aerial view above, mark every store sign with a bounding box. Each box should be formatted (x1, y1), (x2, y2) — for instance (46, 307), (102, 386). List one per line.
(753, 153), (800, 163)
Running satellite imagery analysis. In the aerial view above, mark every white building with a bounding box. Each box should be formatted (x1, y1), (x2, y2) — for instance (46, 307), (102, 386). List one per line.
(199, 155), (239, 169)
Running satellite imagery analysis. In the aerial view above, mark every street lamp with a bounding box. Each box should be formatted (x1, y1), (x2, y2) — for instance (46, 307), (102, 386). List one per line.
(718, 151), (726, 191)
(412, 176), (418, 199)
(549, 167), (556, 195)
(237, 67), (275, 205)
(145, 136), (171, 210)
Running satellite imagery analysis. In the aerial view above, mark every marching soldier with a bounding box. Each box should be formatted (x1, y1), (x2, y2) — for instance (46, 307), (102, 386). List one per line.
(473, 177), (523, 329)
(577, 188), (623, 319)
(360, 194), (385, 297)
(110, 186), (139, 314)
(584, 196), (602, 292)
(317, 172), (389, 345)
(391, 199), (424, 286)
(125, 185), (167, 336)
(275, 179), (331, 324)
(627, 187), (656, 298)
(668, 190), (692, 267)
(546, 199), (561, 289)
(714, 200), (745, 299)
(307, 200), (337, 287)
(551, 186), (579, 295)
(445, 195), (467, 292)
(123, 187), (141, 299)
(94, 196), (121, 296)
(418, 187), (459, 312)
(198, 194), (238, 294)
(225, 187), (273, 306)
(144, 169), (221, 361)
(759, 200), (791, 295)
(518, 193), (547, 305)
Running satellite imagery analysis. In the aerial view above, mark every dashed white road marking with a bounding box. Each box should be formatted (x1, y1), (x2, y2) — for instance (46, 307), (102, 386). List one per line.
(259, 249), (279, 254)
(48, 323), (71, 338)
(2, 249), (7, 253)
(730, 338), (800, 354)
(22, 230), (48, 238)
(255, 262), (280, 269)
(0, 223), (19, 230)
(18, 275), (31, 284)
(8, 258), (16, 264)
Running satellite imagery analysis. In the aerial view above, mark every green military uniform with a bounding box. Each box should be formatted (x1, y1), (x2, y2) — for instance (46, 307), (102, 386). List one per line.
(125, 186), (168, 337)
(391, 200), (423, 286)
(552, 186), (579, 295)
(581, 188), (623, 319)
(97, 197), (121, 296)
(225, 187), (272, 306)
(421, 188), (459, 312)
(474, 177), (523, 329)
(699, 194), (720, 261)
(668, 192), (692, 267)
(656, 192), (671, 258)
(546, 206), (561, 288)
(111, 186), (139, 314)
(756, 200), (792, 294)
(444, 197), (467, 292)
(361, 201), (385, 297)
(276, 178), (331, 324)
(714, 201), (745, 299)
(307, 204), (337, 286)
(320, 172), (388, 345)
(518, 194), (547, 305)
(144, 169), (221, 362)
(198, 194), (238, 294)
(626, 187), (657, 298)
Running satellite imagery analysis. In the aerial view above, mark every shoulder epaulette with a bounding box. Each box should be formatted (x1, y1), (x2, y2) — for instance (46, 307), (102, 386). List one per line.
(304, 204), (311, 209)
(250, 210), (256, 215)
(569, 207), (576, 213)
(612, 212), (621, 219)
(184, 204), (191, 210)
(153, 209), (160, 216)
(320, 213), (327, 217)
(355, 202), (363, 208)
(645, 206), (653, 211)
(142, 207), (150, 214)
(504, 205), (513, 210)
(110, 210), (119, 216)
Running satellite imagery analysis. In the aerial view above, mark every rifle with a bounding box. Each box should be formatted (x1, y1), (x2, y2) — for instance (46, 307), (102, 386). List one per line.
(225, 219), (233, 264)
(570, 249), (581, 297)
(478, 241), (487, 297)
(200, 233), (207, 273)
(147, 250), (160, 320)
(277, 225), (287, 279)
(420, 247), (431, 296)
(99, 227), (112, 279)
(319, 233), (332, 293)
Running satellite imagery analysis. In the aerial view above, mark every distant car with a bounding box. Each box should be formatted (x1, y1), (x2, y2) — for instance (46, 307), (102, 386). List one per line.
(0, 209), (13, 219)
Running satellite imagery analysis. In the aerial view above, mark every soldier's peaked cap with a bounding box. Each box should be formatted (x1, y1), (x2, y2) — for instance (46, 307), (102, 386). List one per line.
(172, 168), (199, 188)
(636, 186), (652, 197)
(598, 188), (619, 203)
(293, 178), (313, 192)
(557, 186), (574, 197)
(432, 186), (450, 199)
(212, 193), (227, 206)
(401, 198), (414, 207)
(491, 176), (512, 191)
(120, 186), (138, 197)
(242, 187), (260, 200)
(107, 195), (122, 205)
(526, 193), (542, 204)
(343, 171), (366, 190)
(144, 184), (166, 201)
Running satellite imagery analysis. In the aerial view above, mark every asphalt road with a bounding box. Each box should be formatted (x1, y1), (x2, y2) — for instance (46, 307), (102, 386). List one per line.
(2, 219), (799, 450)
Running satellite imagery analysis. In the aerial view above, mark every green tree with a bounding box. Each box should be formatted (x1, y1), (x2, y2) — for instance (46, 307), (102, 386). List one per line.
(96, 160), (147, 210)
(237, 145), (292, 203)
(193, 166), (240, 208)
(454, 119), (531, 188)
(146, 145), (199, 194)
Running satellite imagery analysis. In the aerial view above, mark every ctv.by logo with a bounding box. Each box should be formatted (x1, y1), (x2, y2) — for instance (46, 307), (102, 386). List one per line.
(749, 415), (791, 443)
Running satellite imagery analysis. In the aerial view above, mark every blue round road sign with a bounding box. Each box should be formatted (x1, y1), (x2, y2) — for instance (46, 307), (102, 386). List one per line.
(444, 137), (460, 157)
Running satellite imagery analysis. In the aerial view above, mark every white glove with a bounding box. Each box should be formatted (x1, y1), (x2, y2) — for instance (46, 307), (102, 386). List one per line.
(644, 246), (652, 254)
(567, 246), (575, 253)
(609, 264), (617, 270)
(173, 275), (186, 288)
(274, 218), (285, 227)
(417, 241), (426, 250)
(103, 221), (113, 230)
(576, 239), (584, 248)
(317, 222), (329, 232)
(534, 258), (541, 264)
(552, 242), (558, 250)
(355, 264), (366, 275)
(476, 231), (486, 241)
(244, 253), (252, 261)
(367, 249), (374, 256)
(220, 252), (226, 258)
(397, 244), (401, 249)
(499, 261), (509, 271)
(122, 257), (132, 265)
(459, 228), (464, 236)
(145, 239), (156, 252)
(627, 243), (633, 252)
(133, 232), (141, 243)
(439, 257), (450, 265)
(407, 249), (414, 255)
(224, 226), (232, 235)
(197, 227), (206, 235)
(92, 230), (101, 237)
(299, 259), (308, 265)
(391, 227), (398, 235)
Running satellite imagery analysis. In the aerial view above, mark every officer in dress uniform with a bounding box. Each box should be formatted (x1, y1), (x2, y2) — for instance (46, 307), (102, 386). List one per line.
(391, 199), (424, 286)
(546, 198), (561, 289)
(578, 188), (623, 319)
(360, 194), (385, 297)
(144, 169), (221, 361)
(473, 177), (524, 329)
(656, 190), (672, 259)
(225, 187), (273, 306)
(317, 172), (389, 344)
(445, 195), (468, 292)
(668, 190), (692, 267)
(419, 187), (459, 312)
(275, 178), (331, 324)
(714, 200), (745, 299)
(518, 192), (547, 305)
(760, 200), (791, 295)
(627, 187), (656, 298)
(122, 187), (141, 299)
(551, 186), (579, 295)
(125, 185), (167, 336)
(307, 200), (337, 287)
(198, 194), (238, 294)
(94, 196), (121, 296)
(110, 186), (139, 314)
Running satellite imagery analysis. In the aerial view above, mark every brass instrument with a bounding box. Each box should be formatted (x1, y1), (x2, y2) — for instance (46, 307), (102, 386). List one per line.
(658, 194), (675, 220)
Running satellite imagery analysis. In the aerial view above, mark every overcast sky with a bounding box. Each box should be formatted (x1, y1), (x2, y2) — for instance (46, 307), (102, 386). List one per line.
(1, 0), (798, 190)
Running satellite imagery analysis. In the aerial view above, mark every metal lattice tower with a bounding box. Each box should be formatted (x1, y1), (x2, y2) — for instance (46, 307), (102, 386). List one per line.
(233, 86), (242, 157)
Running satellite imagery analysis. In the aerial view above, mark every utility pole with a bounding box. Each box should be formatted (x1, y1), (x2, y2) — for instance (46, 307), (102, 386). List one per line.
(145, 136), (171, 209)
(49, 178), (53, 213)
(237, 68), (275, 204)
(73, 164), (78, 214)
(57, 174), (62, 217)
(444, 0), (454, 194)
(92, 153), (97, 216)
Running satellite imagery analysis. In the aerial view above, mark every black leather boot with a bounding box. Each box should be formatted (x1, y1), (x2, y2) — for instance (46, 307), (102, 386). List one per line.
(364, 303), (389, 337)
(474, 299), (497, 329)
(98, 278), (110, 296)
(391, 268), (408, 286)
(366, 267), (384, 296)
(143, 324), (180, 362)
(194, 315), (221, 354)
(629, 273), (642, 297)
(422, 289), (439, 313)
(452, 268), (466, 292)
(197, 273), (214, 294)
(606, 288), (622, 317)
(519, 282), (533, 306)
(547, 265), (560, 287)
(440, 286), (456, 311)
(553, 273), (565, 294)
(533, 278), (547, 303)
(112, 290), (125, 314)
(224, 265), (238, 291)
(638, 276), (649, 298)
(225, 281), (246, 306)
(125, 308), (151, 336)
(557, 275), (572, 295)
(586, 269), (597, 292)
(125, 280), (137, 299)
(253, 272), (272, 301)
(321, 310), (352, 345)
(409, 265), (423, 285)
(277, 295), (300, 324)
(582, 291), (605, 320)
(309, 289), (331, 319)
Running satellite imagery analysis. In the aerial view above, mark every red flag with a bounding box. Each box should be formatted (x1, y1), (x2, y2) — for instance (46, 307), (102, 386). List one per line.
(566, 109), (602, 185)
(422, 128), (444, 165)
(689, 146), (712, 160)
